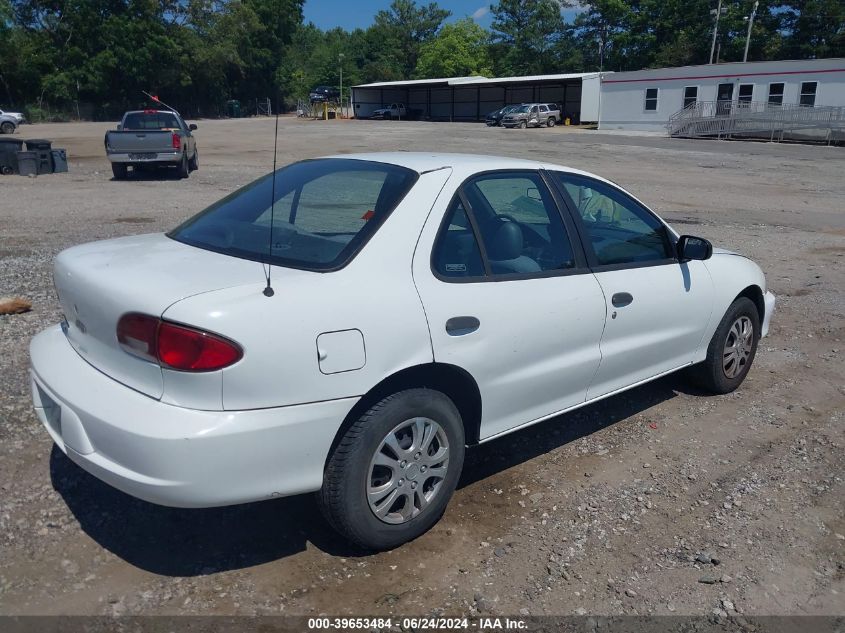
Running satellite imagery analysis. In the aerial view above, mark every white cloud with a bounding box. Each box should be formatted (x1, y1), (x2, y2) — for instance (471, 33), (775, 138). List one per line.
(471, 6), (489, 20)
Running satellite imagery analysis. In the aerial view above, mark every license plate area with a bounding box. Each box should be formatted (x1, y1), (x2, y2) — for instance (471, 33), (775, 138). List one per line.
(128, 153), (157, 160)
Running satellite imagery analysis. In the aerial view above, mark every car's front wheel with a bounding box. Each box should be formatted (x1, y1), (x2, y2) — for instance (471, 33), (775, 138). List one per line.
(319, 389), (465, 550)
(0, 121), (15, 134)
(519, 120), (527, 129)
(689, 297), (760, 394)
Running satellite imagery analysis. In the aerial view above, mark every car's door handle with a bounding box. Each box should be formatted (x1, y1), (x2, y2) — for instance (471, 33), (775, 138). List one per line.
(445, 316), (480, 336)
(611, 292), (634, 308)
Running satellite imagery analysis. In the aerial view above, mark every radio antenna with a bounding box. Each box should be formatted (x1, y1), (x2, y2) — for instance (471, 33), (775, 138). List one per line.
(141, 91), (180, 117)
(263, 99), (280, 298)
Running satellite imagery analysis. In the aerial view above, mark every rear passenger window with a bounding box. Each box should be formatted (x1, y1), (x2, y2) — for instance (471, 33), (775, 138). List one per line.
(463, 173), (576, 275)
(551, 173), (673, 267)
(432, 199), (484, 278)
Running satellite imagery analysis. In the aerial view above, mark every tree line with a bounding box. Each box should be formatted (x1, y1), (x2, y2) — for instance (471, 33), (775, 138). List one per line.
(0, 0), (842, 120)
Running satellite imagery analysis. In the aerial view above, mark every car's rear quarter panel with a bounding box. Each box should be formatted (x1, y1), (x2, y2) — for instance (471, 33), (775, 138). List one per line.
(162, 168), (453, 411)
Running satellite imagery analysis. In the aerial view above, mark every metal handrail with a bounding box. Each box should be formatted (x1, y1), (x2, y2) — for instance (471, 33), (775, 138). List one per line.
(667, 100), (845, 142)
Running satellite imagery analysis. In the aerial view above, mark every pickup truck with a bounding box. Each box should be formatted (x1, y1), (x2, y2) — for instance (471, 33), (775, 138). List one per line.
(501, 103), (561, 129)
(371, 103), (421, 120)
(104, 109), (198, 179)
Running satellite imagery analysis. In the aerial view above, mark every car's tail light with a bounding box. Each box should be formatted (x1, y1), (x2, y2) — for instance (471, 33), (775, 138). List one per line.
(171, 132), (181, 149)
(116, 313), (159, 362)
(116, 313), (242, 372)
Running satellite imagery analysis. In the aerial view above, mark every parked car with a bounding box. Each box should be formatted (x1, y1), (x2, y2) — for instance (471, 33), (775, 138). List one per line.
(0, 114), (17, 135)
(0, 108), (25, 124)
(30, 153), (775, 550)
(104, 109), (198, 180)
(502, 103), (561, 128)
(309, 85), (340, 103)
(371, 103), (421, 120)
(485, 105), (521, 126)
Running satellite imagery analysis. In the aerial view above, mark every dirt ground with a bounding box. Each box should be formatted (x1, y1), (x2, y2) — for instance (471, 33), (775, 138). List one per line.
(0, 118), (843, 619)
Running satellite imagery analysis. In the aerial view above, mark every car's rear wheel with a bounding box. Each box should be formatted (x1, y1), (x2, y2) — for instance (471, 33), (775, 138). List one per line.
(188, 150), (199, 172)
(689, 297), (760, 394)
(1, 121), (17, 134)
(111, 163), (128, 180)
(178, 154), (190, 179)
(547, 117), (556, 127)
(319, 388), (465, 550)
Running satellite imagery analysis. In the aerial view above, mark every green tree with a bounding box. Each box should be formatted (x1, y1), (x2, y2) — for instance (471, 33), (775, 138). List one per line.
(415, 18), (493, 78)
(489, 0), (569, 75)
(372, 0), (451, 78)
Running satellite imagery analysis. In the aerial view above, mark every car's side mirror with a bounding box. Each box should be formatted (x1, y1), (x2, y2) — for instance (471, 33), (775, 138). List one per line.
(116, 123), (122, 131)
(677, 235), (713, 262)
(189, 123), (198, 131)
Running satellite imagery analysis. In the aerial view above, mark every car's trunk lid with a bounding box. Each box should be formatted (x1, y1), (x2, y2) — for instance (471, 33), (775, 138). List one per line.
(53, 233), (264, 399)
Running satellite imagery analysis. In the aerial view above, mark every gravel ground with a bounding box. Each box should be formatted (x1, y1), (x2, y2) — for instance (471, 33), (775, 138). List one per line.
(0, 118), (843, 618)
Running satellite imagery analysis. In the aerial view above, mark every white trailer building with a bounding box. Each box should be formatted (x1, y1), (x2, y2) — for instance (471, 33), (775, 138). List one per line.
(598, 58), (845, 132)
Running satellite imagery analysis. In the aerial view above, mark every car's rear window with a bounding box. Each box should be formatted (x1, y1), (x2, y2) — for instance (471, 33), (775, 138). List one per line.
(123, 112), (181, 130)
(168, 158), (418, 271)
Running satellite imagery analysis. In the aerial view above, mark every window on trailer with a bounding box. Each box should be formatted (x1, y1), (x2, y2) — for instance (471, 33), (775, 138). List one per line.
(799, 82), (817, 107)
(768, 83), (784, 105)
(738, 84), (753, 104)
(644, 88), (658, 111)
(683, 86), (698, 109)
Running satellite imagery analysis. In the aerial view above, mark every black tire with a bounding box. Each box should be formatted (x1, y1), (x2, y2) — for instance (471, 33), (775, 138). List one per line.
(547, 117), (556, 127)
(1, 121), (16, 134)
(111, 163), (128, 180)
(188, 150), (199, 171)
(319, 388), (465, 550)
(178, 154), (190, 179)
(689, 297), (760, 394)
(519, 120), (527, 129)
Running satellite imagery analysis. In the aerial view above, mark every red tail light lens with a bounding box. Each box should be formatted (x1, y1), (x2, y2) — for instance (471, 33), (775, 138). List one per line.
(116, 313), (159, 362)
(171, 132), (181, 149)
(158, 322), (242, 371)
(116, 313), (242, 372)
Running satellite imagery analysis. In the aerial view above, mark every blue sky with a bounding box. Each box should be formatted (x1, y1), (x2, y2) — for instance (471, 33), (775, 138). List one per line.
(302, 1), (582, 31)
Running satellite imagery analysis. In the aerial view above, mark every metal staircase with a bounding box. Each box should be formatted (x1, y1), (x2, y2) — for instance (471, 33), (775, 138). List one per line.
(667, 101), (845, 143)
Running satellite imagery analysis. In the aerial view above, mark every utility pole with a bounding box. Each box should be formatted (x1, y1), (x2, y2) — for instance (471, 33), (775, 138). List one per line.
(338, 53), (345, 118)
(709, 0), (726, 64)
(743, 1), (759, 62)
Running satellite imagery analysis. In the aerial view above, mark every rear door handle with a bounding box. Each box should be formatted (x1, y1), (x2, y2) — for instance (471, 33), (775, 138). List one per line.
(611, 292), (634, 308)
(445, 316), (480, 336)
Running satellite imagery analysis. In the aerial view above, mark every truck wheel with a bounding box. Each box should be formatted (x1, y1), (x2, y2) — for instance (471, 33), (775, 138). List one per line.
(111, 163), (128, 180)
(188, 150), (199, 172)
(178, 155), (190, 179)
(688, 297), (760, 394)
(519, 120), (527, 129)
(1, 121), (15, 134)
(319, 388), (465, 550)
(547, 117), (556, 127)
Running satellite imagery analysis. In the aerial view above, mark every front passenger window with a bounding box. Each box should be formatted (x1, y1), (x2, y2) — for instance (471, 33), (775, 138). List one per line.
(552, 173), (673, 267)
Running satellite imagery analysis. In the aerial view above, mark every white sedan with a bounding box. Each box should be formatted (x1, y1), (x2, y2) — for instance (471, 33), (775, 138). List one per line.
(30, 153), (775, 550)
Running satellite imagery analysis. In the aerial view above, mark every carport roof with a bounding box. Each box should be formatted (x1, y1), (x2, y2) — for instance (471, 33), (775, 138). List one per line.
(352, 72), (604, 89)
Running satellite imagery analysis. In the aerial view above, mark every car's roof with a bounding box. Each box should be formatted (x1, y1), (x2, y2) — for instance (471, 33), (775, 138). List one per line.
(321, 152), (594, 179)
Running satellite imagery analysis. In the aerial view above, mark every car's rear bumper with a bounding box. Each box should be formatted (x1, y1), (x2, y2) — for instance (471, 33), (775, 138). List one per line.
(762, 290), (776, 337)
(30, 326), (357, 508)
(107, 151), (182, 164)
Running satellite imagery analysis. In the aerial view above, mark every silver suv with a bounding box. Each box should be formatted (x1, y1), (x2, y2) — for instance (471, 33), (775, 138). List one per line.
(502, 103), (560, 129)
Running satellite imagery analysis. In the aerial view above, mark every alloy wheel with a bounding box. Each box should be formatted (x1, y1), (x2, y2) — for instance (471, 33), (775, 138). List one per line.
(367, 417), (450, 524)
(723, 316), (754, 378)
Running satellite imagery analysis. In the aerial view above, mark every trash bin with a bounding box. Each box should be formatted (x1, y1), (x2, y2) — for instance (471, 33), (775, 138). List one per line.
(26, 139), (53, 174)
(225, 100), (241, 118)
(51, 149), (68, 173)
(0, 138), (23, 174)
(17, 151), (38, 176)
